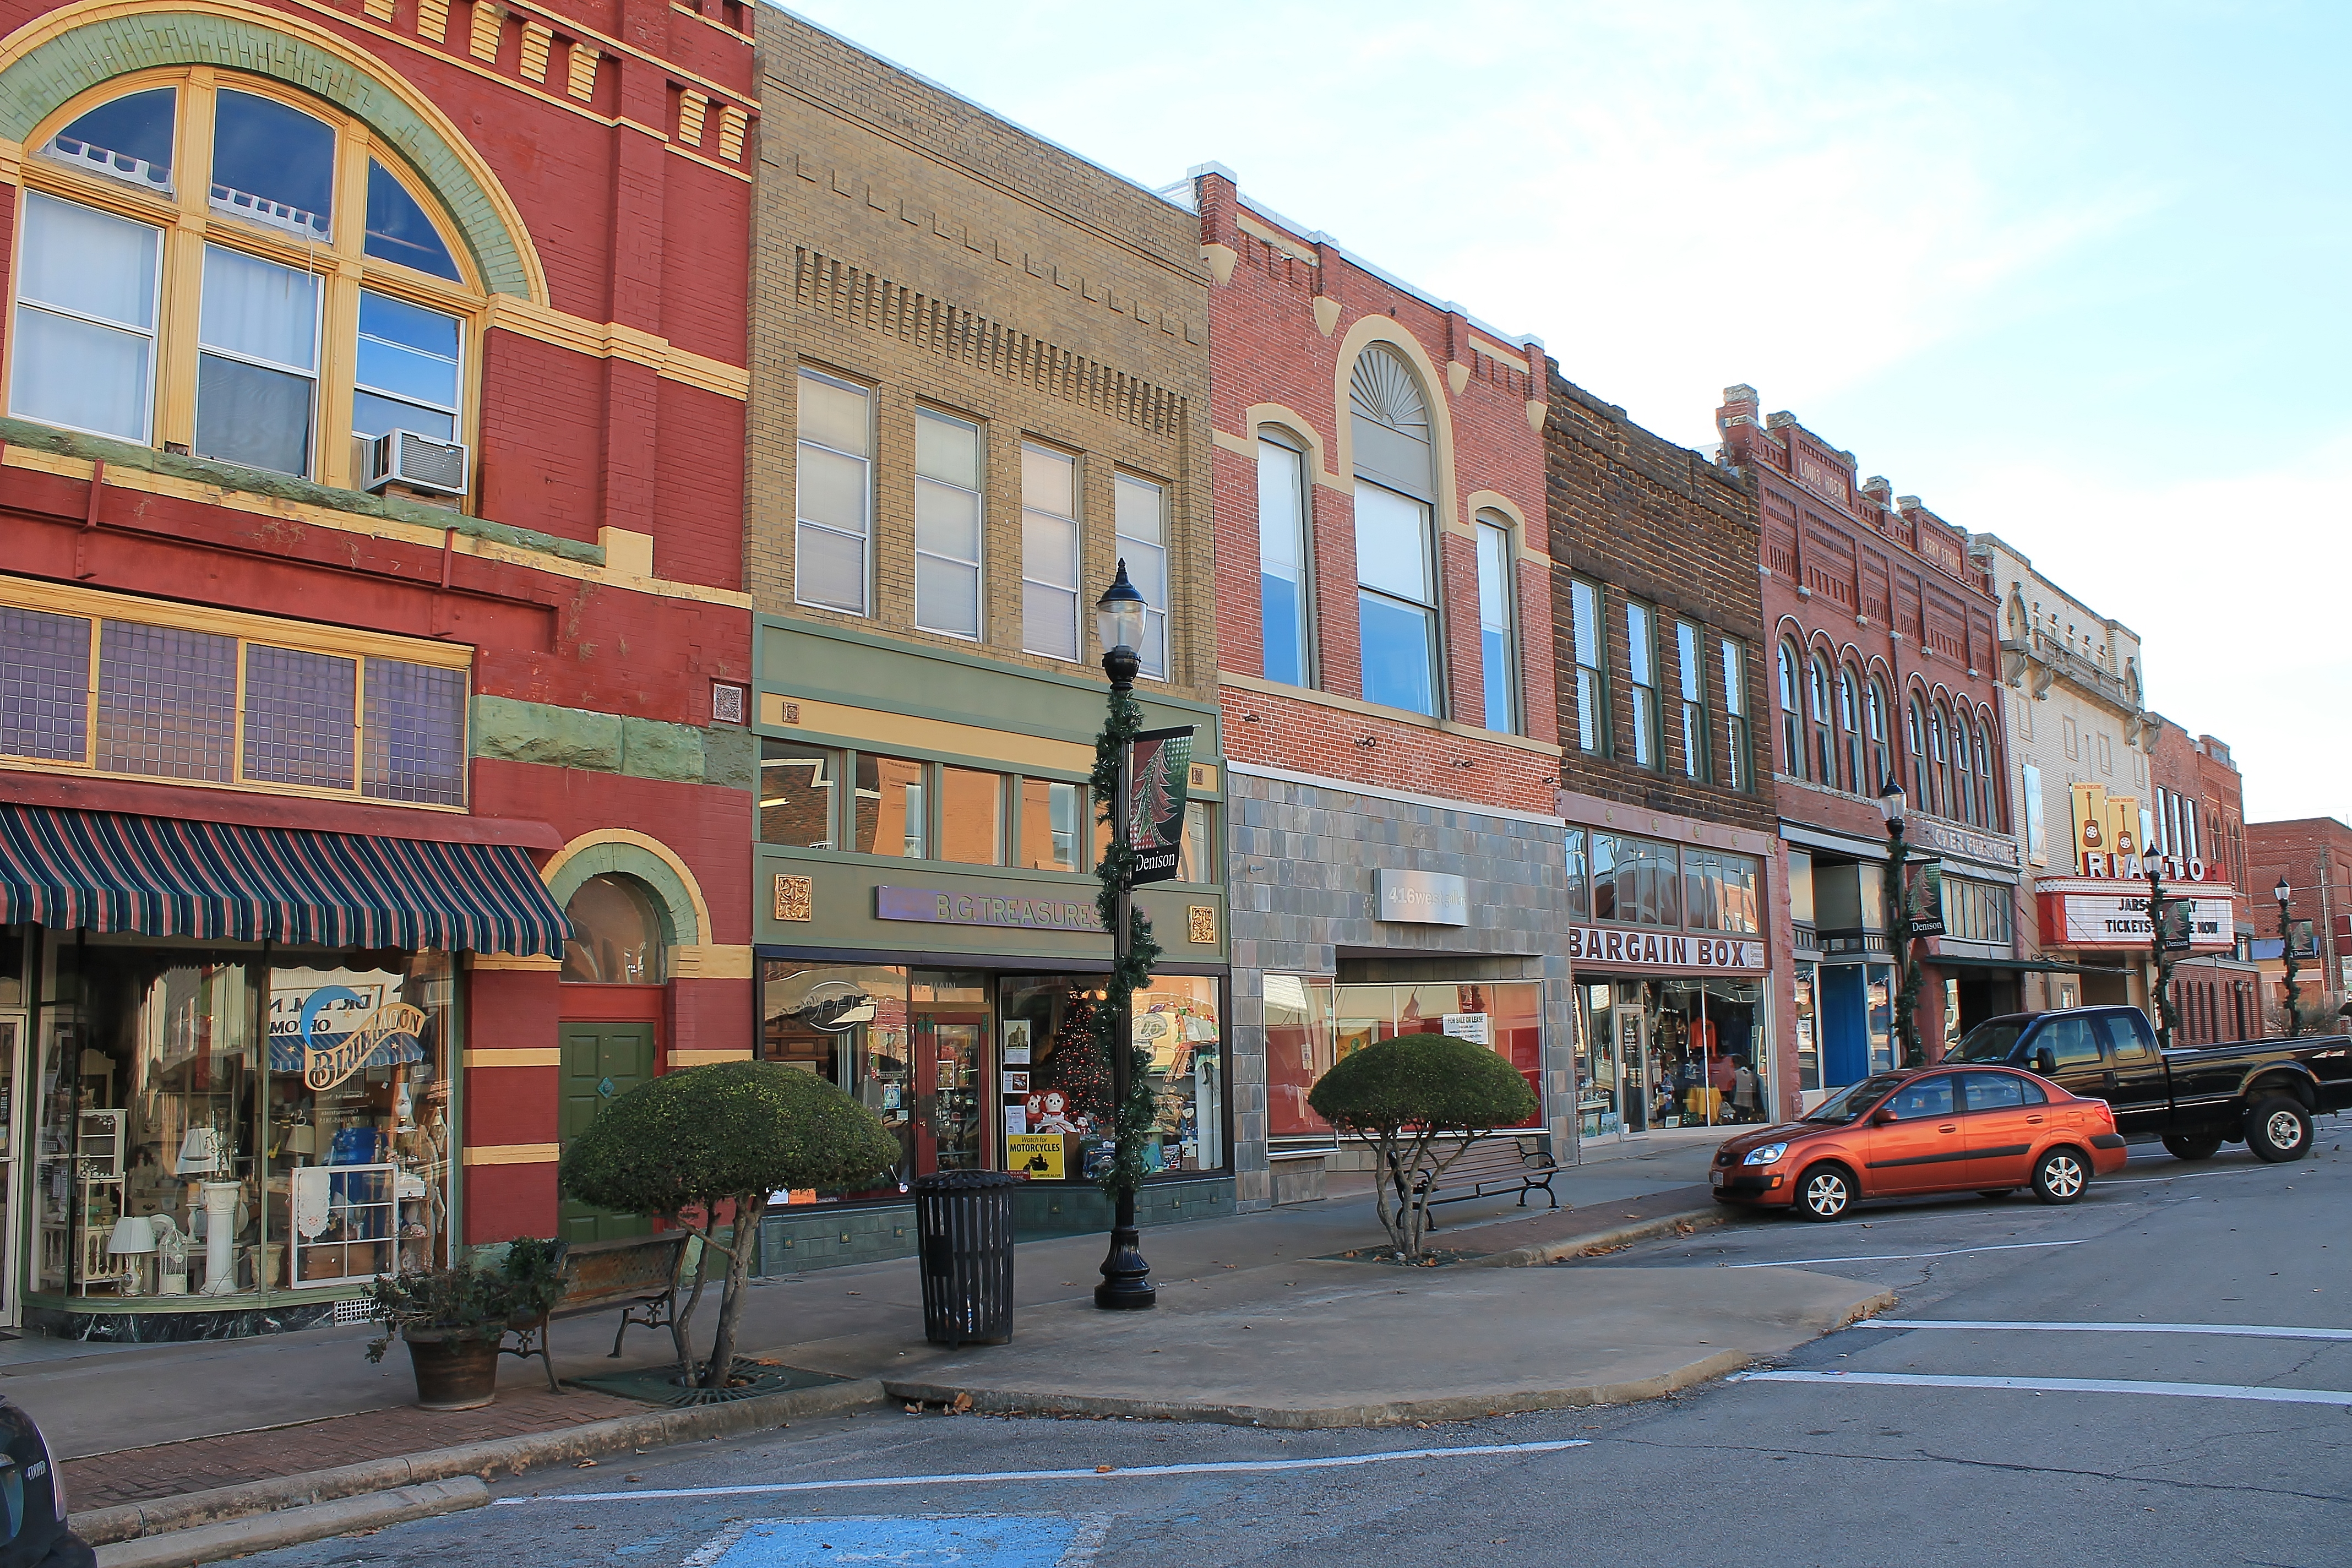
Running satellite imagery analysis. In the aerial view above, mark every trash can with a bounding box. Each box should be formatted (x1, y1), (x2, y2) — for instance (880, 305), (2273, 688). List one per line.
(912, 1169), (1019, 1347)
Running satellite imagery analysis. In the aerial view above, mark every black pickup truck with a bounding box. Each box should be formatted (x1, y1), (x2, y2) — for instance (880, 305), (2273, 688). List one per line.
(1949, 1005), (2352, 1163)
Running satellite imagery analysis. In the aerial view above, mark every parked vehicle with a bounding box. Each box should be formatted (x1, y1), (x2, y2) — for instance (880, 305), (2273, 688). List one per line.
(1711, 1064), (2128, 1221)
(0, 1395), (92, 1568)
(1949, 1006), (2352, 1163)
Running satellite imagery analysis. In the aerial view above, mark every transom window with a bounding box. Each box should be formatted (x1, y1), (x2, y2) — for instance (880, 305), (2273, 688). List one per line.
(13, 73), (480, 494)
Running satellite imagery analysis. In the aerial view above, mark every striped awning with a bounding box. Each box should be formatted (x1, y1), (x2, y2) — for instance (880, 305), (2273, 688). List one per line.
(0, 805), (570, 956)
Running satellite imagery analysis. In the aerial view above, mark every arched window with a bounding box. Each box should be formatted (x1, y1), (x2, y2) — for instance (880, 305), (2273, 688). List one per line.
(1778, 639), (1804, 777)
(1866, 678), (1892, 792)
(1837, 665), (1863, 794)
(1807, 654), (1835, 786)
(1256, 430), (1313, 687)
(1928, 702), (1952, 819)
(13, 74), (481, 493)
(1945, 710), (1972, 824)
(1906, 697), (1929, 809)
(1349, 347), (1439, 716)
(1974, 717), (1998, 829)
(560, 875), (667, 985)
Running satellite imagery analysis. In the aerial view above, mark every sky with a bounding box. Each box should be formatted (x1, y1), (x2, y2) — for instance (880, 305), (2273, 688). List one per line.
(776, 1), (2352, 824)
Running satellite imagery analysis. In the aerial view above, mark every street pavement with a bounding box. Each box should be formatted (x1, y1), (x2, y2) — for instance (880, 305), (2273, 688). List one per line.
(204, 1123), (2351, 1568)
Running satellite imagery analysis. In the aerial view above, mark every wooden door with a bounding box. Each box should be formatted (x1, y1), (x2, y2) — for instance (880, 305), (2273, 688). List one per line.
(558, 1021), (657, 1244)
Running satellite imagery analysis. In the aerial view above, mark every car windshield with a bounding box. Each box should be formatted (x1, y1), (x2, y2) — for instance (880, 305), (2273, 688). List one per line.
(1804, 1072), (1907, 1125)
(1951, 1021), (2028, 1063)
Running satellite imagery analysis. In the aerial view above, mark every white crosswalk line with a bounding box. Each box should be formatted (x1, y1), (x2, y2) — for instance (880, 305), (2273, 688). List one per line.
(1725, 1239), (2086, 1268)
(1858, 1318), (2352, 1341)
(1735, 1370), (2352, 1405)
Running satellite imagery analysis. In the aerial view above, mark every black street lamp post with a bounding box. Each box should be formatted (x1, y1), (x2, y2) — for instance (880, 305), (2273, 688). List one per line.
(1877, 778), (1925, 1068)
(2142, 847), (2179, 1050)
(1091, 563), (1156, 1311)
(2275, 876), (2302, 1038)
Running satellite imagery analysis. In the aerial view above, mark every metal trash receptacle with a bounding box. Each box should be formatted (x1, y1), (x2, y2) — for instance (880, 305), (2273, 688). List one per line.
(912, 1169), (1019, 1347)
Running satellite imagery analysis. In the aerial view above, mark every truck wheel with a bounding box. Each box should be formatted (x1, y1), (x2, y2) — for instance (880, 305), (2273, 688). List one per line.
(2162, 1133), (2222, 1161)
(2245, 1096), (2312, 1163)
(2031, 1147), (2088, 1205)
(1795, 1163), (1854, 1222)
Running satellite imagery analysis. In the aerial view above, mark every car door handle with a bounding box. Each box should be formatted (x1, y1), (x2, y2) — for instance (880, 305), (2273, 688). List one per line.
(2027, 1114), (2044, 1124)
(2102, 1071), (2120, 1092)
(1938, 1123), (1957, 1133)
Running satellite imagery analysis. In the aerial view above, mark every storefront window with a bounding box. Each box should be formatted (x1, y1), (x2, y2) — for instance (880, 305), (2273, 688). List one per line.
(853, 754), (927, 858)
(760, 962), (912, 1197)
(1683, 848), (1761, 933)
(759, 741), (840, 849)
(35, 934), (453, 1300)
(1793, 961), (1820, 1092)
(1264, 973), (1334, 1140)
(1592, 833), (1680, 928)
(1175, 802), (1216, 884)
(1564, 830), (1589, 921)
(1867, 963), (1895, 1073)
(1016, 778), (1084, 872)
(1331, 981), (1542, 1129)
(1642, 978), (1768, 1128)
(1133, 975), (1223, 1172)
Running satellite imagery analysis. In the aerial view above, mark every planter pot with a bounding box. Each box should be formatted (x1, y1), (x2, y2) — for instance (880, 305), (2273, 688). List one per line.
(403, 1327), (502, 1410)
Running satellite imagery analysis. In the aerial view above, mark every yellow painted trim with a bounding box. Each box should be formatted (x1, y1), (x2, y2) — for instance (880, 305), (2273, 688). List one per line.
(1464, 489), (1539, 557)
(1, 448), (753, 608)
(0, 0), (551, 306)
(0, 134), (20, 184)
(669, 943), (754, 980)
(1467, 335), (1529, 373)
(469, 952), (562, 971)
(484, 296), (748, 400)
(464, 1048), (561, 1067)
(0, 574), (475, 667)
(1332, 320), (1462, 533)
(462, 1142), (560, 1166)
(542, 829), (716, 942)
(760, 694), (1095, 776)
(668, 1048), (752, 1065)
(1209, 428), (1254, 458)
(1240, 405), (1343, 493)
(1219, 671), (1565, 757)
(665, 139), (752, 182)
(1237, 212), (1316, 262)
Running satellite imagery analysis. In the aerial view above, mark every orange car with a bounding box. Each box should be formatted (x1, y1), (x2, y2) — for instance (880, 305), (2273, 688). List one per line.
(1710, 1064), (2129, 1221)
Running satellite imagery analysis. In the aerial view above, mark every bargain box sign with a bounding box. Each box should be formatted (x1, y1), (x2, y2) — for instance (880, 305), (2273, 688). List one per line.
(1568, 927), (1767, 973)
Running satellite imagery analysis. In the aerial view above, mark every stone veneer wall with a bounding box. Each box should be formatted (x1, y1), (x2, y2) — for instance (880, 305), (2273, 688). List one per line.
(1225, 766), (1575, 1207)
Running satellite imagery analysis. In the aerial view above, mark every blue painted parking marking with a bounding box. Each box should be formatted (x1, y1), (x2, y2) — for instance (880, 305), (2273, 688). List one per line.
(682, 1513), (1109, 1568)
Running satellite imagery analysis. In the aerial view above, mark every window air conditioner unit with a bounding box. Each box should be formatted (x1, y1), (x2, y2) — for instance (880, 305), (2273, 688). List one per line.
(364, 429), (469, 497)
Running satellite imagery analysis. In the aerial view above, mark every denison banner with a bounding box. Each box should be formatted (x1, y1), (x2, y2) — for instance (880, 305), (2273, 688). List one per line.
(1127, 726), (1195, 885)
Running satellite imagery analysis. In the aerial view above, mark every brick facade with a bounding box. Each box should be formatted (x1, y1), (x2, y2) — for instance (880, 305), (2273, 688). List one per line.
(2147, 721), (2262, 1043)
(0, 0), (759, 1295)
(2245, 816), (2352, 1027)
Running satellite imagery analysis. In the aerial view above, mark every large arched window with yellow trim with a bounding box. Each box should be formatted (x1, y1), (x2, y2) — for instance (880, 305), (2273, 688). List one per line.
(9, 68), (482, 498)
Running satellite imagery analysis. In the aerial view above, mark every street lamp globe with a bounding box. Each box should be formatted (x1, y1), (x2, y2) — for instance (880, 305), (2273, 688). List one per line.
(1095, 559), (1147, 660)
(2275, 876), (2291, 907)
(1875, 777), (1907, 828)
(2140, 847), (2162, 879)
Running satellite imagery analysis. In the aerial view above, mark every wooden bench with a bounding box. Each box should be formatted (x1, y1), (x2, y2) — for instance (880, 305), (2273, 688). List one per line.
(504, 1231), (692, 1393)
(1415, 1137), (1558, 1224)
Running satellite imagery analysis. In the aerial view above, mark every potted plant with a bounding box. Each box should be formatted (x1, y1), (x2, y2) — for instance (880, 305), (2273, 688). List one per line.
(364, 1238), (564, 1409)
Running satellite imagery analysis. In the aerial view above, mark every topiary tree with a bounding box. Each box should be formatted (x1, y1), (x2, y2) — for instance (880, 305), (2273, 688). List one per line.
(1308, 1036), (1539, 1263)
(559, 1060), (899, 1389)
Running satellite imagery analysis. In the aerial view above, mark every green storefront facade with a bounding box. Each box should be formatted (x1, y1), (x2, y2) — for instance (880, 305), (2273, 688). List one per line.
(750, 619), (1232, 1273)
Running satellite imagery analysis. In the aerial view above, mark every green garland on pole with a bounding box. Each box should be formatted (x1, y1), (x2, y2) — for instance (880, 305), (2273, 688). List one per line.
(1088, 679), (1163, 1201)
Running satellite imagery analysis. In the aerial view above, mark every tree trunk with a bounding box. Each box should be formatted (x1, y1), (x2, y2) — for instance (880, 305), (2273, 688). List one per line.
(669, 1227), (711, 1370)
(699, 1194), (756, 1390)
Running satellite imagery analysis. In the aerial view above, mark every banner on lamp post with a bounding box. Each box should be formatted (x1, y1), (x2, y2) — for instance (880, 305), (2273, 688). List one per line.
(1126, 726), (1195, 885)
(2159, 900), (2195, 954)
(1904, 857), (1947, 938)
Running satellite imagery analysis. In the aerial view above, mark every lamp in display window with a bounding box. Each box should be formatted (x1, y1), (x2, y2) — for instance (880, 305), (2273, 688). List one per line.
(151, 1212), (190, 1295)
(175, 1125), (224, 1175)
(107, 1214), (157, 1296)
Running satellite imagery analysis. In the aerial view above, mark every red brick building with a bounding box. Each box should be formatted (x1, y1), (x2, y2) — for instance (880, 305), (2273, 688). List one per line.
(2147, 721), (2261, 1042)
(0, 0), (755, 1337)
(1715, 387), (2017, 1097)
(2246, 815), (2352, 1030)
(1189, 167), (1575, 1190)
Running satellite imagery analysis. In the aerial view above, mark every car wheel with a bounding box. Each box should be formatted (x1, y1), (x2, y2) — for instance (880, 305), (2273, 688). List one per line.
(2162, 1133), (2223, 1162)
(2031, 1147), (2088, 1204)
(2245, 1096), (2312, 1163)
(1795, 1163), (1853, 1222)
(1977, 1189), (2016, 1200)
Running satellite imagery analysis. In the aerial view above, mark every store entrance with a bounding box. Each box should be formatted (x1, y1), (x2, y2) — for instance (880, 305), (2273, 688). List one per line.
(1613, 1003), (1651, 1136)
(557, 1020), (656, 1244)
(911, 1009), (987, 1174)
(0, 1012), (21, 1327)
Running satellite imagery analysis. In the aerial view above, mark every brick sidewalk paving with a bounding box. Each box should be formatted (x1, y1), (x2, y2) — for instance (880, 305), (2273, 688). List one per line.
(64, 1385), (645, 1509)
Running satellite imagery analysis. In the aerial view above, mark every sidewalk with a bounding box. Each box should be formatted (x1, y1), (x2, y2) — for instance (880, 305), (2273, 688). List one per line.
(37, 1137), (1888, 1544)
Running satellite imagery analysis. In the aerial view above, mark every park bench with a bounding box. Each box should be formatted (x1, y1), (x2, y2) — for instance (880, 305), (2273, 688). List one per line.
(1415, 1137), (1558, 1224)
(504, 1230), (693, 1393)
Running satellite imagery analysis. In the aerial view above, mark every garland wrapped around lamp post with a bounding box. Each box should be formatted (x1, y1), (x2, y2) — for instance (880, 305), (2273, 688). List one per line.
(2142, 846), (2181, 1049)
(1877, 777), (1925, 1068)
(2275, 876), (2301, 1037)
(1086, 561), (1161, 1310)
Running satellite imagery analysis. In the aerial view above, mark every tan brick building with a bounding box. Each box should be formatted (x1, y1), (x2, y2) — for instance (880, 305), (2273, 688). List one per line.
(742, 12), (1231, 1261)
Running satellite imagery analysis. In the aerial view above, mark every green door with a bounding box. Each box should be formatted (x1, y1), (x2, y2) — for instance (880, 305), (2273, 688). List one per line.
(559, 1022), (657, 1244)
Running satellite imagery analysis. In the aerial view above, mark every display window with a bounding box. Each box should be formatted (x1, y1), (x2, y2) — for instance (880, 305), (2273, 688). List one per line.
(33, 933), (453, 1301)
(1266, 977), (1541, 1139)
(1578, 976), (1772, 1135)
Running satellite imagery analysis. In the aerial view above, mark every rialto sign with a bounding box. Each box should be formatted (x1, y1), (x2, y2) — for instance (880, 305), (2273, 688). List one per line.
(1567, 927), (1767, 973)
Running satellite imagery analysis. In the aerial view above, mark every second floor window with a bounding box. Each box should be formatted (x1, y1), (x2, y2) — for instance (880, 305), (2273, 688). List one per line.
(1355, 482), (1438, 716)
(1115, 474), (1169, 680)
(1777, 639), (1804, 777)
(1020, 445), (1080, 661)
(1721, 636), (1751, 791)
(1837, 666), (1863, 793)
(1477, 518), (1518, 733)
(795, 371), (871, 615)
(913, 410), (982, 639)
(1256, 435), (1311, 686)
(1626, 600), (1660, 769)
(1675, 619), (1708, 781)
(1572, 579), (1607, 755)
(1807, 654), (1835, 785)
(13, 79), (478, 493)
(1866, 678), (1892, 791)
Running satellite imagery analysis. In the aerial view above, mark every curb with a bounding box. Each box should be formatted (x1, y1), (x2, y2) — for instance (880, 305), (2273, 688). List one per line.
(1462, 1204), (1735, 1268)
(75, 1378), (886, 1549)
(94, 1478), (489, 1568)
(884, 1349), (1763, 1430)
